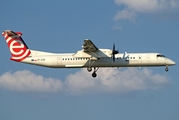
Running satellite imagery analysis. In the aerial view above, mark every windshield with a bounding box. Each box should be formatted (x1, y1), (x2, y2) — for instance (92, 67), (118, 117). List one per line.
(157, 54), (166, 58)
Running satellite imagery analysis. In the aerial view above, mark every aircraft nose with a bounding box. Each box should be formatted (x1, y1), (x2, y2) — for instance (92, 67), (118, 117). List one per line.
(167, 59), (176, 66)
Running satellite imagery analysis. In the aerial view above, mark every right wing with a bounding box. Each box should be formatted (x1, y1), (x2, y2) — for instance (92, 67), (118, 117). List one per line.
(82, 39), (99, 52)
(73, 39), (111, 58)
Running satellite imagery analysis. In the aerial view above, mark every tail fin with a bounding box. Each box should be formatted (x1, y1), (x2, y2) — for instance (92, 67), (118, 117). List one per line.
(2, 30), (31, 62)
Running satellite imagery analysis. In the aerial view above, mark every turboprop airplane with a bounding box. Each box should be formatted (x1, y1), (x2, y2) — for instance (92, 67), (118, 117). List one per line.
(2, 30), (176, 78)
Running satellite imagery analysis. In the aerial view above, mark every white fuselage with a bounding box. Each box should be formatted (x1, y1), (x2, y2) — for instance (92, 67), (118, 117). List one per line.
(2, 30), (176, 78)
(21, 50), (175, 68)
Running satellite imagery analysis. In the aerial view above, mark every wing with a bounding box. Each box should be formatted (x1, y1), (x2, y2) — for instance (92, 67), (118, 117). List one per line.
(73, 39), (110, 58)
(82, 39), (98, 52)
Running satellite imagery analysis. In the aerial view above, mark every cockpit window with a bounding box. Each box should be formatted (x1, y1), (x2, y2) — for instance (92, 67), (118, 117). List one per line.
(157, 54), (166, 57)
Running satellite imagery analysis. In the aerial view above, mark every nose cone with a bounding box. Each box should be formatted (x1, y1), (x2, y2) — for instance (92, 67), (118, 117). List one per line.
(167, 59), (176, 66)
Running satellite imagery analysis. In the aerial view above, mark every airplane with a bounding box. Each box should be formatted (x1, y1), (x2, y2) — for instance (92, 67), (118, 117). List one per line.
(2, 30), (176, 78)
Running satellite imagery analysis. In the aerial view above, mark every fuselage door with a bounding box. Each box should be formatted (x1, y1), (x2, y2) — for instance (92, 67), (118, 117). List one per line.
(57, 57), (62, 65)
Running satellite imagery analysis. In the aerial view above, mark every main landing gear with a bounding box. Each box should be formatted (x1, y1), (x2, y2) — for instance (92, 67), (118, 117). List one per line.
(87, 67), (99, 78)
(165, 65), (169, 72)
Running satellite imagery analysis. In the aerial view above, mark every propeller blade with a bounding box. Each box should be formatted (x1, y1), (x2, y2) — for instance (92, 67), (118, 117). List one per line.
(113, 43), (115, 52)
(112, 43), (119, 62)
(113, 54), (115, 62)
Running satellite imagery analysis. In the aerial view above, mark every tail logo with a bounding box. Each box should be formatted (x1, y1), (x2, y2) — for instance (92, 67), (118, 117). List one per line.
(10, 39), (25, 56)
(2, 30), (31, 62)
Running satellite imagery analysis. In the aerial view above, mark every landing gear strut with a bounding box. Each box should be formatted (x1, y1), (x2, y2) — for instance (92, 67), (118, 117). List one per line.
(165, 65), (169, 72)
(87, 59), (99, 77)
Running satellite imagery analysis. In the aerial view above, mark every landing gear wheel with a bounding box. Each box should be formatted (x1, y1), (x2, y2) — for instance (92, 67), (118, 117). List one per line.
(87, 67), (92, 72)
(92, 72), (97, 78)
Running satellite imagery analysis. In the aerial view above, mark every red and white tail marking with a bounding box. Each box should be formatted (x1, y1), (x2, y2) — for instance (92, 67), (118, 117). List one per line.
(2, 30), (31, 62)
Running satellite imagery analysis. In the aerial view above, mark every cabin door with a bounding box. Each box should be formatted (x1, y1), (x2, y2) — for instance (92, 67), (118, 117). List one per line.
(57, 57), (62, 65)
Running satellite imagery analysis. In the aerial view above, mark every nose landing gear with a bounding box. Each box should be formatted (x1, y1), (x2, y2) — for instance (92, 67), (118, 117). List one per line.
(165, 65), (169, 72)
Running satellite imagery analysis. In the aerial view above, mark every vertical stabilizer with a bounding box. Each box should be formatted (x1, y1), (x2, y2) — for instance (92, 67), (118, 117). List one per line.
(2, 30), (31, 62)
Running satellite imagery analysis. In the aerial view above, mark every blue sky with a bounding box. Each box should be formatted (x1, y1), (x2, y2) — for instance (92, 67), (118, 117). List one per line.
(0, 0), (179, 120)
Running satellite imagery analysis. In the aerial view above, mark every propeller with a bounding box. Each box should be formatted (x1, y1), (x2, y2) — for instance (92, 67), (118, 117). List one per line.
(112, 43), (119, 62)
